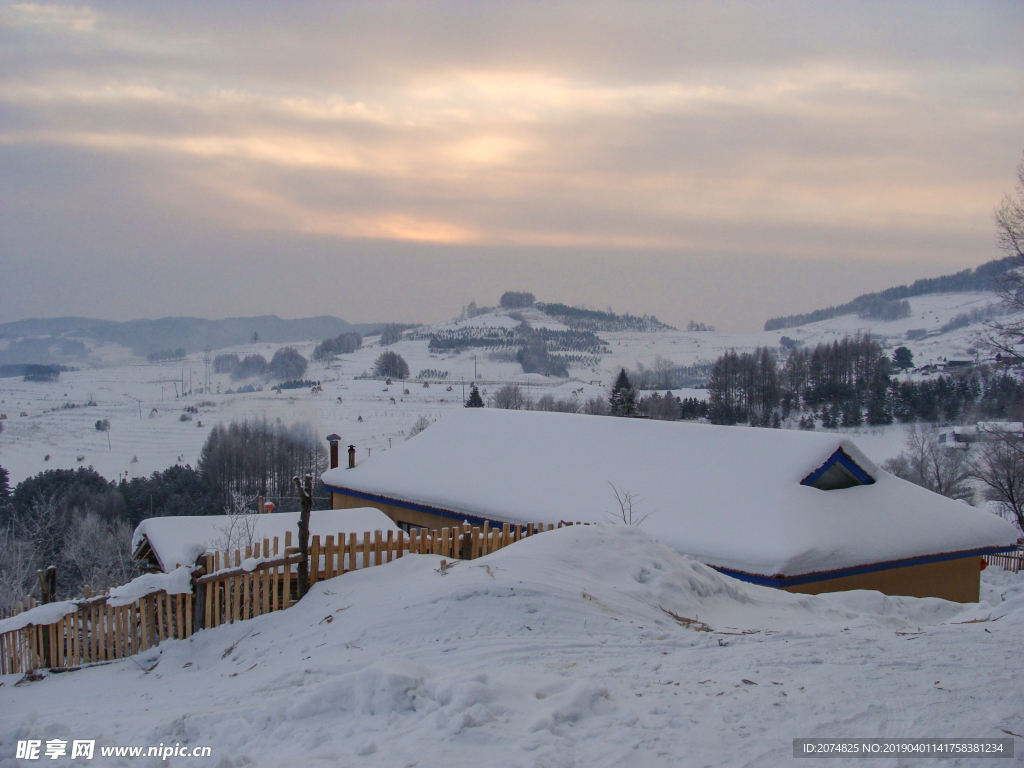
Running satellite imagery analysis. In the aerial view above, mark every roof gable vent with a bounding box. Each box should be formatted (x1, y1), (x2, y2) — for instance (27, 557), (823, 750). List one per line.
(801, 448), (874, 491)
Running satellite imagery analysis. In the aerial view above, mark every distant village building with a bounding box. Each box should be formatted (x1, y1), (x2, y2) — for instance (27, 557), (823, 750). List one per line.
(322, 410), (1019, 602)
(938, 422), (1024, 447)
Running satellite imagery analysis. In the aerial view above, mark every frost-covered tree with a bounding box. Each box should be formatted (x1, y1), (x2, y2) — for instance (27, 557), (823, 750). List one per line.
(269, 347), (308, 380)
(491, 384), (528, 410)
(373, 350), (409, 379)
(379, 324), (406, 346)
(407, 415), (432, 439)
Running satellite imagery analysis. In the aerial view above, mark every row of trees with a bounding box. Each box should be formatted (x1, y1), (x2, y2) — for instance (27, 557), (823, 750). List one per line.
(196, 418), (329, 510)
(311, 331), (362, 362)
(704, 334), (1024, 427)
(212, 348), (308, 381)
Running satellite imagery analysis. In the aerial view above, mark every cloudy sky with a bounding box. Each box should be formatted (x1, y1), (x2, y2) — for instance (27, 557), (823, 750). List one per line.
(1, 1), (1022, 330)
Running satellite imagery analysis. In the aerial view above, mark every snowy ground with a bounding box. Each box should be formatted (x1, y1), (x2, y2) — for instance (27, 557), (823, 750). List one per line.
(1, 526), (1021, 767)
(0, 292), (1000, 485)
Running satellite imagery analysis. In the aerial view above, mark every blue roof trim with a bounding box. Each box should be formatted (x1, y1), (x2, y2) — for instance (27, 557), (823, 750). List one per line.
(324, 484), (494, 528)
(713, 545), (1019, 588)
(801, 448), (875, 488)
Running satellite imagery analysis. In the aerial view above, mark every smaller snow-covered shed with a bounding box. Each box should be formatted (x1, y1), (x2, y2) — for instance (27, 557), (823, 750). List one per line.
(321, 410), (1020, 601)
(132, 508), (400, 573)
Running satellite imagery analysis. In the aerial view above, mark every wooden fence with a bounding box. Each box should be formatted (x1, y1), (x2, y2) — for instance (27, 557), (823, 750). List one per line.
(0, 587), (192, 675)
(986, 548), (1023, 573)
(1, 520), (585, 674)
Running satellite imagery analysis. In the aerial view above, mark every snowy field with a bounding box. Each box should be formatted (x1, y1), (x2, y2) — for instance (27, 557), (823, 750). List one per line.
(0, 291), (999, 485)
(1, 526), (1021, 767)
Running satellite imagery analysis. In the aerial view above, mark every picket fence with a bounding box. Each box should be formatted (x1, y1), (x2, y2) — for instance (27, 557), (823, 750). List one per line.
(0, 520), (584, 674)
(986, 548), (1023, 574)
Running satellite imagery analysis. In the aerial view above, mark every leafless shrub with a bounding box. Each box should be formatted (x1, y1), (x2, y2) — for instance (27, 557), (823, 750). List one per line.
(407, 415), (432, 439)
(605, 483), (652, 526)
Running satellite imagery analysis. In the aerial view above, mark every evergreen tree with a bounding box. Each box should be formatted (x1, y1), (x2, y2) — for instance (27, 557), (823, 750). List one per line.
(0, 463), (8, 504)
(892, 346), (914, 370)
(465, 385), (484, 408)
(609, 369), (637, 417)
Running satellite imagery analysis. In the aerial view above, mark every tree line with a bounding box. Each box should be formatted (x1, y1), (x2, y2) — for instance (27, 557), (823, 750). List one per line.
(212, 347), (308, 381)
(0, 416), (330, 607)
(764, 256), (1016, 331)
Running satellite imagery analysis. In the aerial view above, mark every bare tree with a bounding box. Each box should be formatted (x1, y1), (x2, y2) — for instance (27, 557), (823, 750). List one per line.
(490, 384), (529, 410)
(986, 152), (1024, 356)
(212, 491), (261, 554)
(967, 429), (1024, 535)
(0, 525), (36, 613)
(881, 425), (974, 502)
(63, 513), (140, 590)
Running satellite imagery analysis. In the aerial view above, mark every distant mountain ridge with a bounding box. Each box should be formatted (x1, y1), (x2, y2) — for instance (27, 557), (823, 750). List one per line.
(0, 315), (387, 364)
(763, 256), (1016, 331)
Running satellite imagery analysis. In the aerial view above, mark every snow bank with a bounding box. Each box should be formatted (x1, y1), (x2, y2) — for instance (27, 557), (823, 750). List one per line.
(0, 601), (78, 635)
(106, 566), (194, 607)
(3, 526), (1021, 767)
(132, 507), (401, 572)
(323, 409), (1020, 578)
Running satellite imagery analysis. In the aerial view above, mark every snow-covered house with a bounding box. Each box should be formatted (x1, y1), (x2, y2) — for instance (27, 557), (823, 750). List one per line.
(322, 410), (1020, 602)
(132, 508), (400, 573)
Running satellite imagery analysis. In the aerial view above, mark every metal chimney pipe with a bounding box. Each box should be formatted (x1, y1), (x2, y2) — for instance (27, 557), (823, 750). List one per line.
(348, 444), (356, 469)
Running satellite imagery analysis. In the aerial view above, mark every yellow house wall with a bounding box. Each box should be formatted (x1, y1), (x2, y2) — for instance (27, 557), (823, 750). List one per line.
(332, 491), (982, 602)
(783, 556), (980, 603)
(332, 490), (461, 531)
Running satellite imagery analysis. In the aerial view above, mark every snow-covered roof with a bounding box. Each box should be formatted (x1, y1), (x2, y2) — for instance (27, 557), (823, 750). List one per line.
(132, 508), (401, 573)
(322, 410), (1020, 579)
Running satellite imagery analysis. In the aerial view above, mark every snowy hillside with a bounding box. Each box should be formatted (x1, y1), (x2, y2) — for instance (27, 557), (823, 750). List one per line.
(2, 526), (1021, 767)
(0, 291), (1011, 485)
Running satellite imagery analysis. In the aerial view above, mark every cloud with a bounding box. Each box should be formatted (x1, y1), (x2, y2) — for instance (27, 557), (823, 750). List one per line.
(0, 1), (1022, 328)
(10, 3), (96, 32)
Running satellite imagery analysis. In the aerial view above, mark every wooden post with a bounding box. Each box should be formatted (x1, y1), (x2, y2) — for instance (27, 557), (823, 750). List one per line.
(310, 536), (321, 586)
(293, 474), (313, 599)
(156, 592), (165, 640)
(283, 558), (292, 609)
(363, 531), (371, 568)
(396, 529), (405, 559)
(324, 536), (334, 579)
(175, 594), (184, 639)
(374, 530), (383, 566)
(386, 530), (394, 563)
(140, 595), (150, 651)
